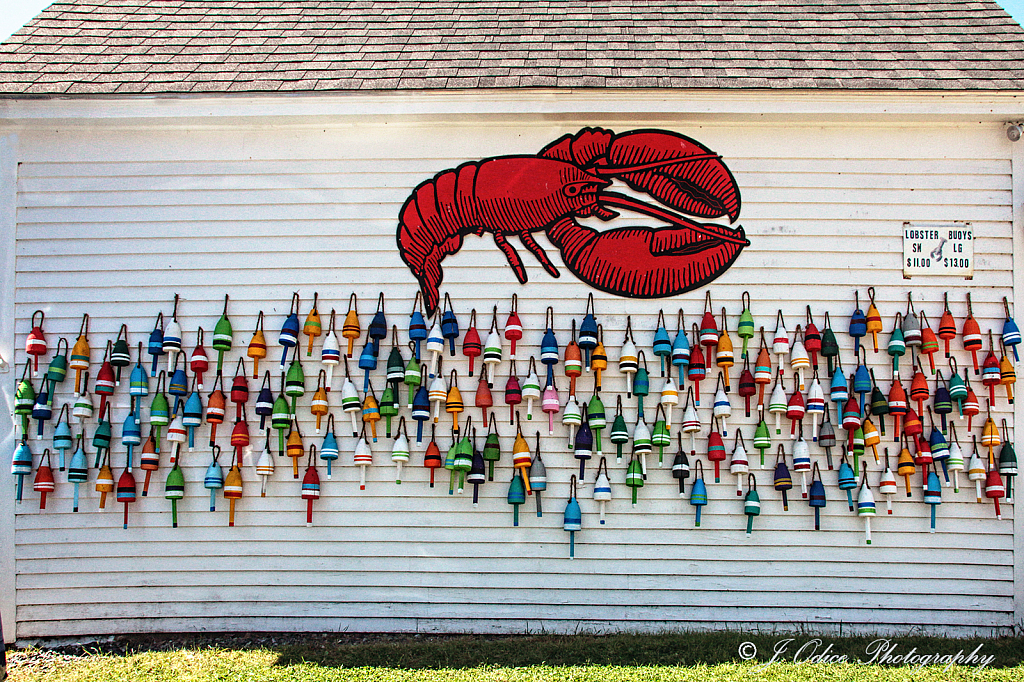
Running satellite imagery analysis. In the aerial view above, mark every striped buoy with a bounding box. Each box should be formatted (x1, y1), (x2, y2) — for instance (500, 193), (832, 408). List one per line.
(772, 310), (789, 379)
(632, 417), (652, 478)
(699, 291), (719, 353)
(717, 308), (735, 391)
(902, 293), (922, 361)
(507, 470), (525, 526)
(139, 430), (159, 497)
(818, 405), (837, 470)
(279, 292), (301, 370)
(672, 433), (690, 497)
(256, 431), (275, 495)
(887, 380), (907, 442)
(625, 453), (644, 506)
(653, 309), (672, 378)
(45, 337), (69, 406)
(247, 311), (268, 379)
(753, 418), (771, 470)
(367, 293), (388, 360)
(189, 327), (209, 390)
(878, 448), (898, 514)
(562, 398), (582, 450)
(467, 428), (487, 506)
(529, 435), (546, 516)
(254, 371), (274, 431)
(163, 294), (183, 373)
(687, 324), (706, 406)
(803, 306), (821, 370)
(25, 310), (47, 376)
(730, 430), (749, 496)
(353, 426), (373, 490)
(211, 294), (233, 373)
(592, 455), (610, 523)
(743, 474), (761, 537)
(998, 419), (1017, 502)
(391, 416), (410, 484)
(773, 445), (793, 511)
(33, 448), (55, 510)
(737, 292), (755, 359)
(792, 429), (811, 498)
(164, 463), (184, 528)
(319, 413), (338, 480)
(52, 405), (73, 471)
(340, 293), (361, 359)
(321, 309), (341, 388)
(808, 462), (827, 529)
(539, 307), (558, 386)
(411, 374), (430, 444)
(849, 290), (867, 356)
(962, 293), (983, 374)
(95, 458), (114, 510)
(985, 467), (1005, 519)
(689, 460), (708, 527)
(286, 418), (304, 479)
(69, 313), (91, 395)
(476, 373), (494, 429)
(738, 356), (756, 418)
(482, 306), (503, 389)
(146, 312), (165, 379)
(587, 393), (606, 456)
(618, 317), (637, 398)
(982, 331), (1002, 406)
(945, 425), (965, 493)
(897, 436), (916, 498)
(919, 310), (939, 374)
(303, 292), (322, 357)
(522, 358), (542, 421)
(439, 293), (459, 357)
(482, 417), (501, 481)
(578, 293), (598, 370)
(633, 350), (650, 418)
(301, 445), (321, 526)
(573, 412), (593, 479)
(837, 450), (857, 511)
(1002, 296), (1021, 363)
(707, 421), (727, 483)
(128, 342), (148, 422)
(311, 370), (329, 433)
(712, 374), (731, 438)
(223, 463), (243, 526)
(857, 471), (877, 543)
(609, 396), (629, 464)
(423, 425), (442, 487)
(651, 406), (670, 467)
(511, 417), (532, 492)
(563, 475), (582, 559)
(11, 438), (32, 503)
(504, 293), (524, 360)
(66, 435), (88, 512)
(753, 328), (772, 411)
(116, 467), (136, 529)
(284, 347), (305, 414)
(865, 287), (882, 353)
(923, 468), (942, 532)
(671, 309), (691, 383)
(462, 307), (481, 376)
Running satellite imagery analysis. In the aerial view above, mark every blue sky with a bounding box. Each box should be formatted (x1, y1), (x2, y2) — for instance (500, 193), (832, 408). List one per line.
(1, 1), (1023, 51)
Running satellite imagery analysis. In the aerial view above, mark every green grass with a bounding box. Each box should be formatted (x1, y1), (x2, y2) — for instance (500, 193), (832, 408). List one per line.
(9, 632), (1024, 681)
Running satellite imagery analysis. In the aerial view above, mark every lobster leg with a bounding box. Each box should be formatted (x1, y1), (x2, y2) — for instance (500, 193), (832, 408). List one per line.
(492, 232), (529, 283)
(519, 230), (561, 279)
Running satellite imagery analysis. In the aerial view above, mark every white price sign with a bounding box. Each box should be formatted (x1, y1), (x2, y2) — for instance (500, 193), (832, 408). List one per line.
(902, 222), (973, 279)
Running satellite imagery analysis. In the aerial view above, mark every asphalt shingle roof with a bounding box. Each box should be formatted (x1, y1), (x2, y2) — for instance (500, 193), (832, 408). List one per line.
(2, 0), (1023, 96)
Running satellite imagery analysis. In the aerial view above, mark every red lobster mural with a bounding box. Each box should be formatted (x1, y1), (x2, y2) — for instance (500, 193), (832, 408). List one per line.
(397, 127), (748, 315)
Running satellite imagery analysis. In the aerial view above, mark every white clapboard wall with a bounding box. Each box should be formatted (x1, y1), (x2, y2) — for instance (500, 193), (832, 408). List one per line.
(4, 117), (1018, 638)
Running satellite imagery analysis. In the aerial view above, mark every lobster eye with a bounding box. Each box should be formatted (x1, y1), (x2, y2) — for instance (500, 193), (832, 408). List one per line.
(562, 182), (591, 198)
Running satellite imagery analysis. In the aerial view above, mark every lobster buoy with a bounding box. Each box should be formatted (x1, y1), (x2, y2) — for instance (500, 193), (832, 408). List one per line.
(863, 416), (881, 464)
(887, 313), (906, 381)
(146, 312), (165, 380)
(772, 310), (789, 380)
(476, 373), (494, 429)
(410, 369), (430, 445)
(837, 449), (857, 511)
(25, 310), (47, 376)
(254, 371), (274, 431)
(507, 469), (525, 526)
(342, 293), (360, 359)
(164, 463), (184, 528)
(189, 327), (209, 390)
(439, 292), (459, 357)
(651, 405), (670, 467)
(223, 461), (243, 527)
(95, 457), (114, 510)
(660, 375), (679, 429)
(467, 428), (487, 506)
(671, 309), (691, 383)
(865, 287), (882, 353)
(773, 445), (793, 511)
(982, 331), (1002, 406)
(269, 375), (291, 457)
(716, 308), (735, 392)
(849, 291), (867, 356)
(482, 306), (503, 389)
(927, 407), (949, 484)
(962, 293), (983, 375)
(42, 336), (68, 408)
(1000, 341), (1015, 405)
(256, 431), (275, 496)
(857, 472), (877, 544)
(916, 310), (939, 376)
(806, 371), (826, 441)
(247, 311), (268, 379)
(618, 317), (637, 399)
(353, 425), (372, 490)
(699, 291), (719, 357)
(999, 418), (1017, 501)
(633, 350), (650, 418)
(592, 455), (610, 523)
(743, 474), (761, 538)
(609, 395), (629, 464)
(632, 416), (652, 478)
(820, 312), (840, 376)
(205, 372), (226, 447)
(31, 376), (51, 441)
(712, 373), (731, 438)
(624, 452), (644, 507)
(163, 294), (183, 373)
(425, 311), (444, 380)
(501, 293), (523, 360)
(319, 413), (339, 480)
(212, 294), (233, 373)
(503, 361), (522, 426)
(672, 432), (690, 497)
(737, 292), (755, 359)
(539, 307), (558, 386)
(165, 408), (186, 466)
(687, 324), (706, 406)
(753, 417), (771, 470)
(391, 416), (410, 484)
(285, 417), (304, 479)
(897, 435), (916, 497)
(120, 410), (142, 472)
(279, 292), (301, 370)
(69, 313), (91, 396)
(690, 459), (708, 527)
(707, 420), (727, 483)
(511, 414), (532, 492)
(808, 462), (827, 529)
(127, 342), (148, 423)
(301, 445), (321, 526)
(52, 405), (73, 471)
(423, 425), (442, 487)
(92, 417), (112, 469)
(147, 371), (169, 452)
(961, 371), (981, 432)
(653, 309), (672, 378)
(530, 434), (546, 516)
(462, 307), (481, 376)
(311, 370), (329, 433)
(768, 375), (787, 436)
(362, 382), (381, 442)
(879, 447), (899, 514)
(587, 393), (606, 456)
(117, 467), (136, 529)
(563, 475), (583, 559)
(303, 292), (322, 357)
(182, 378), (203, 452)
(792, 427), (811, 498)
(738, 356), (756, 418)
(33, 448), (54, 510)
(730, 430), (749, 496)
(946, 424), (965, 493)
(340, 356), (361, 436)
(66, 435), (88, 512)
(321, 309), (341, 389)
(522, 357), (541, 421)
(284, 348), (305, 415)
(903, 293), (922, 364)
(790, 325), (809, 392)
(1002, 296), (1020, 363)
(985, 467), (1005, 519)
(936, 292), (956, 359)
(574, 412), (593, 479)
(786, 375), (805, 440)
(924, 467), (942, 533)
(887, 379), (907, 443)
(139, 430), (159, 497)
(11, 438), (32, 503)
(450, 419), (473, 495)
(577, 293), (598, 370)
(967, 435), (987, 503)
(483, 416), (501, 481)
(379, 383), (398, 439)
(753, 328), (772, 412)
(562, 398), (582, 450)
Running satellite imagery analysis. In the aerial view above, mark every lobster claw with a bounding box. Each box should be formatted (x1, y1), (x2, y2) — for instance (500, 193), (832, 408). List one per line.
(541, 128), (741, 223)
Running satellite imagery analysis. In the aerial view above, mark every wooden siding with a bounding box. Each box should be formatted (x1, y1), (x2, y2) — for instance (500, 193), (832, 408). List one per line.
(4, 119), (1017, 638)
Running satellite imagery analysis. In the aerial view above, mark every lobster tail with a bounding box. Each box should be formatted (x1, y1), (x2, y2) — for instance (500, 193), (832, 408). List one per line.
(396, 169), (471, 317)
